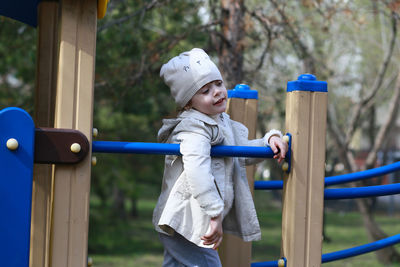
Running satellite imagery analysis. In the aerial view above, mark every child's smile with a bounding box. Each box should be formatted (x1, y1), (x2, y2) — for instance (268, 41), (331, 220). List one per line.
(214, 97), (225, 105)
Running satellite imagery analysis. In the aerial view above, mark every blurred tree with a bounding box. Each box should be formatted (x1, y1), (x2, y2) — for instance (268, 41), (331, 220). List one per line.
(0, 18), (36, 112)
(1, 0), (400, 263)
(241, 0), (400, 263)
(92, 0), (212, 219)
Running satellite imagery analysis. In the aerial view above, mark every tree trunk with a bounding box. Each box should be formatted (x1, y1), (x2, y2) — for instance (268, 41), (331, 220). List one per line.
(112, 185), (127, 219)
(216, 0), (246, 88)
(130, 197), (139, 218)
(356, 197), (400, 263)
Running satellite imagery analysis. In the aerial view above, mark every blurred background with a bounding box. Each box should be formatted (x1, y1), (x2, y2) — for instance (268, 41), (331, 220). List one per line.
(1, 0), (399, 266)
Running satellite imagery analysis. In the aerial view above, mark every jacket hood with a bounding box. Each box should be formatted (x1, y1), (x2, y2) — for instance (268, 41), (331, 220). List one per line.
(157, 109), (222, 143)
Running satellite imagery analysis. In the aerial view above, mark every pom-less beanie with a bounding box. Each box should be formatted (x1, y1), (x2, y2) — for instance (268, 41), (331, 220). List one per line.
(160, 48), (223, 108)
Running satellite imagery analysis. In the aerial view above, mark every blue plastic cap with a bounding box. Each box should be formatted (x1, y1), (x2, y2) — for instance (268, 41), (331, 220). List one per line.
(287, 74), (328, 92)
(228, 84), (258, 99)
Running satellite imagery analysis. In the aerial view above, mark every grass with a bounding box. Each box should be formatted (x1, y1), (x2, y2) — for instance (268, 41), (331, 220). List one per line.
(88, 191), (400, 266)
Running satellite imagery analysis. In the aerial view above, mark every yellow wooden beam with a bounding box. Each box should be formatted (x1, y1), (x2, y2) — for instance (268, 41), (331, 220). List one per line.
(220, 85), (258, 267)
(50, 0), (97, 266)
(281, 75), (327, 267)
(31, 2), (59, 266)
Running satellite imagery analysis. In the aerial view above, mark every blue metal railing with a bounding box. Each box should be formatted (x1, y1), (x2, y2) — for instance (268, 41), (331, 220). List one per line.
(255, 161), (400, 190)
(324, 182), (400, 200)
(321, 233), (400, 263)
(92, 141), (276, 158)
(325, 161), (400, 186)
(92, 140), (400, 265)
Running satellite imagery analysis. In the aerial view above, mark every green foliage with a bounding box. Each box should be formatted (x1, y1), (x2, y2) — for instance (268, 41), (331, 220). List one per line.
(0, 17), (36, 112)
(91, 0), (211, 220)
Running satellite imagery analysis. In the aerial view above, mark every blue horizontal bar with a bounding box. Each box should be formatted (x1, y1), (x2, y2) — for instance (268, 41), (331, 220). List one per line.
(322, 233), (400, 263)
(324, 182), (400, 200)
(252, 257), (286, 267)
(325, 161), (400, 186)
(251, 260), (279, 267)
(254, 180), (283, 190)
(254, 161), (400, 190)
(256, 181), (400, 200)
(92, 141), (275, 158)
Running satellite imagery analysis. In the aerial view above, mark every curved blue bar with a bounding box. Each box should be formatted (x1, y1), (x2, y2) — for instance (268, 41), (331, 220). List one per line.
(256, 181), (400, 200)
(325, 161), (400, 186)
(322, 233), (400, 263)
(254, 161), (400, 190)
(92, 141), (275, 158)
(324, 183), (400, 200)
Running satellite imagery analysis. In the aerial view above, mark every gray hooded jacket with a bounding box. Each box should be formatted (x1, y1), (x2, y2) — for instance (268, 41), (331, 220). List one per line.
(152, 109), (264, 248)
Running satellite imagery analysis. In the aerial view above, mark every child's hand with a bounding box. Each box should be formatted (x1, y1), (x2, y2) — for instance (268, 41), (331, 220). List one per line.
(201, 214), (223, 250)
(269, 135), (288, 164)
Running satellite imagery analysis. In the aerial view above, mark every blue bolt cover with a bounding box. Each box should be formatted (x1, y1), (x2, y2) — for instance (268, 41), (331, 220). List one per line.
(287, 74), (328, 92)
(228, 84), (258, 99)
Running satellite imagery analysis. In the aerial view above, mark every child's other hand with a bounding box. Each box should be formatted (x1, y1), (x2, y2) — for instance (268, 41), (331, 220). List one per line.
(201, 214), (223, 250)
(269, 136), (288, 164)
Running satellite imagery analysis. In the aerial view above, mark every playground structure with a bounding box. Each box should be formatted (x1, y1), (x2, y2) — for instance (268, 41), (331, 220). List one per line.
(1, 2), (400, 267)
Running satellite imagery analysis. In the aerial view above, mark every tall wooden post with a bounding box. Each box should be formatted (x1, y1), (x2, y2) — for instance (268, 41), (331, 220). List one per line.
(50, 1), (97, 266)
(219, 84), (258, 267)
(281, 74), (327, 267)
(31, 2), (59, 267)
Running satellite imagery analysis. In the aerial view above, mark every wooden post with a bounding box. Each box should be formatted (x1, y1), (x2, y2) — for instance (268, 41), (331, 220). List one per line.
(219, 84), (258, 267)
(50, 1), (97, 266)
(281, 74), (327, 267)
(31, 2), (59, 267)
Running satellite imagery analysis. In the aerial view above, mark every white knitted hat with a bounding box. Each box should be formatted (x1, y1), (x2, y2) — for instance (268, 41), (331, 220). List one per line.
(160, 48), (223, 108)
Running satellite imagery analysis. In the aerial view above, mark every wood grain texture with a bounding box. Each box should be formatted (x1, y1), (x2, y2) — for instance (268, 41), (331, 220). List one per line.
(31, 2), (59, 266)
(50, 1), (97, 266)
(281, 91), (327, 267)
(219, 97), (258, 267)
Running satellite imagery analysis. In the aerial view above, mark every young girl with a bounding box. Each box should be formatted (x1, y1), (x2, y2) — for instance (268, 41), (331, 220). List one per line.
(153, 48), (287, 266)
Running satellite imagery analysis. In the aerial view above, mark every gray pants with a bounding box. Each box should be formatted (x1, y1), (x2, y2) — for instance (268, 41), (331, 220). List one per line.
(159, 233), (222, 267)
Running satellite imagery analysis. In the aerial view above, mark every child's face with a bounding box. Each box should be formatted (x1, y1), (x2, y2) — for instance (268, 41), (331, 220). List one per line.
(191, 80), (227, 116)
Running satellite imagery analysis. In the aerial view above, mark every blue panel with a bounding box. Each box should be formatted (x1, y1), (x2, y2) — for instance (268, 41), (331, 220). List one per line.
(0, 107), (35, 267)
(287, 74), (327, 92)
(0, 0), (40, 27)
(228, 84), (258, 99)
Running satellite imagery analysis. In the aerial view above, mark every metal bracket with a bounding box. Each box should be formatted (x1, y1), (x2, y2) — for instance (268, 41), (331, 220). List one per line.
(34, 127), (89, 164)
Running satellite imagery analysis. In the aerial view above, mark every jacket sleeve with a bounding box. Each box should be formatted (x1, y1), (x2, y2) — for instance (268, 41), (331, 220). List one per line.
(175, 122), (224, 218)
(229, 120), (264, 165)
(230, 120), (283, 165)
